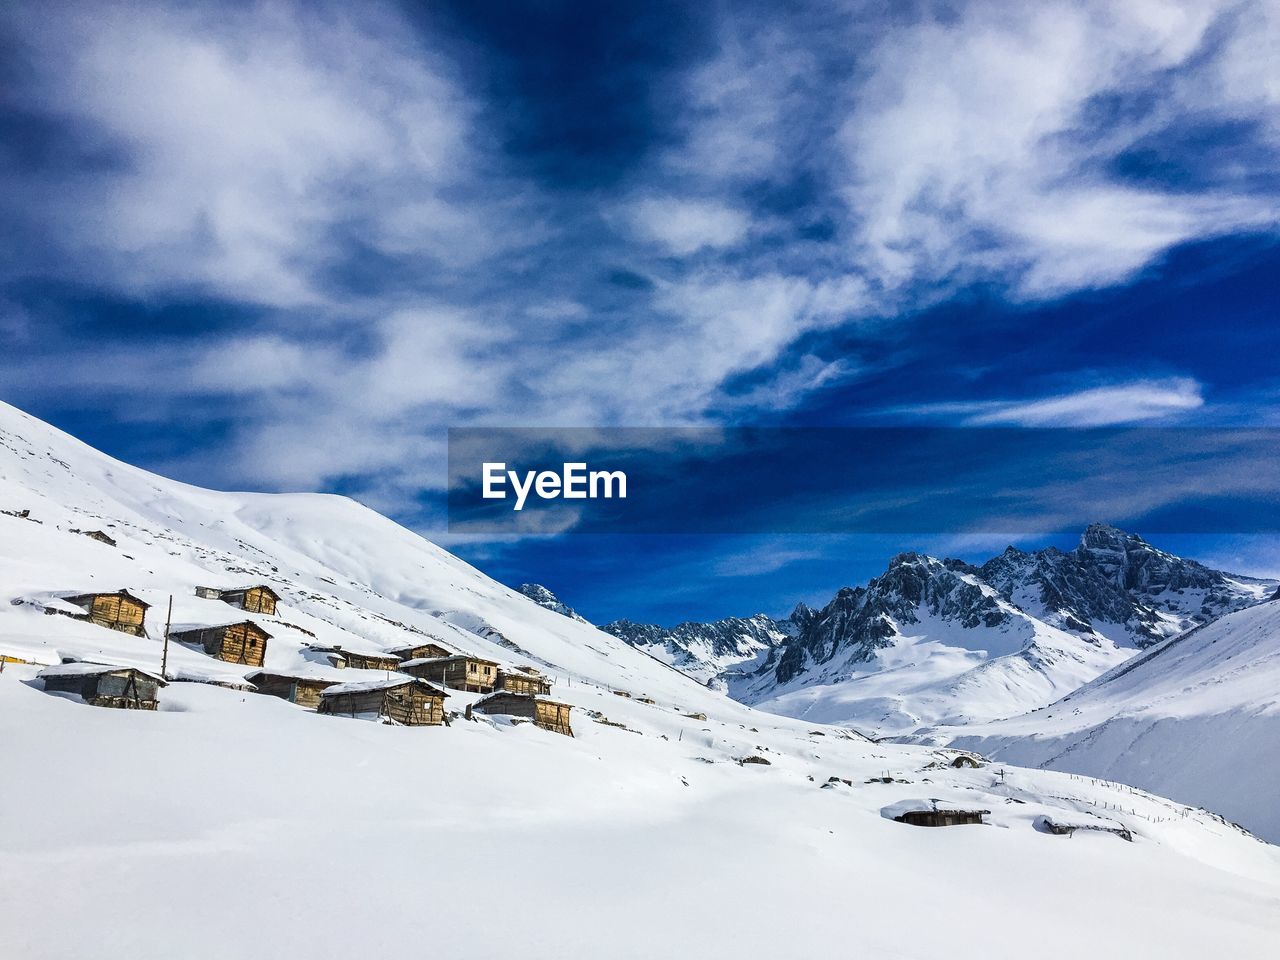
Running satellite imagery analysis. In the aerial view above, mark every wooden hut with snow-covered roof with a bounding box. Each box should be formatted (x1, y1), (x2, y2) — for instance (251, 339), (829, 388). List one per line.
(305, 644), (402, 672)
(38, 662), (166, 710)
(195, 584), (280, 616)
(170, 621), (270, 667)
(54, 589), (149, 637)
(495, 665), (552, 696)
(472, 692), (573, 736)
(245, 669), (337, 708)
(386, 640), (456, 662)
(317, 676), (447, 725)
(398, 654), (499, 693)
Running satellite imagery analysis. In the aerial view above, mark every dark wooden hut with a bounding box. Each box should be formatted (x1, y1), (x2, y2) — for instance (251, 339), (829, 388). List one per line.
(495, 666), (552, 696)
(892, 804), (989, 828)
(39, 662), (166, 709)
(305, 644), (402, 671)
(195, 584), (280, 616)
(57, 589), (149, 637)
(386, 641), (456, 661)
(398, 654), (499, 693)
(472, 692), (573, 736)
(245, 670), (337, 708)
(170, 621), (270, 667)
(317, 677), (447, 725)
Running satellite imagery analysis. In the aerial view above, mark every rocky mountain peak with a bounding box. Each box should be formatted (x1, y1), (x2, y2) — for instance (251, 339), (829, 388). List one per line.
(518, 583), (587, 623)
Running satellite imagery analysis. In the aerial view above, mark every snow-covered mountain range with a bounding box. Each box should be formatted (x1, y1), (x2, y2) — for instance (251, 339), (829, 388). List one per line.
(2, 399), (1279, 959)
(603, 530), (1274, 736)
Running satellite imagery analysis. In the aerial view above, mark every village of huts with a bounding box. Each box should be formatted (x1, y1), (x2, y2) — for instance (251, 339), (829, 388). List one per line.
(7, 575), (575, 737)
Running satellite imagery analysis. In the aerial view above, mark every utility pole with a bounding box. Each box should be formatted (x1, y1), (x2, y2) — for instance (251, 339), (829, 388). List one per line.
(161, 594), (173, 680)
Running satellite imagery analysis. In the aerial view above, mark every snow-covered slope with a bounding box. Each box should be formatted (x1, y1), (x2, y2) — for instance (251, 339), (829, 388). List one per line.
(608, 534), (1273, 738)
(923, 598), (1280, 843)
(734, 554), (1133, 735)
(2, 399), (1279, 960)
(601, 607), (808, 686)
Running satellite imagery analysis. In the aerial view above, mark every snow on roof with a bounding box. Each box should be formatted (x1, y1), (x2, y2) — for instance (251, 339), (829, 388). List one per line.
(221, 584), (281, 597)
(38, 661), (167, 683)
(474, 692), (567, 708)
(244, 669), (337, 685)
(41, 598), (91, 616)
(402, 653), (498, 666)
(321, 676), (447, 697)
(57, 588), (151, 608)
(304, 643), (400, 660)
(388, 640), (458, 655)
(880, 799), (991, 820)
(169, 620), (271, 635)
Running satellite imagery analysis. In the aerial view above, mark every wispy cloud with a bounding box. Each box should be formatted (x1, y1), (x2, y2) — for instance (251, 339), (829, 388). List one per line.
(839, 0), (1280, 297)
(892, 377), (1205, 427)
(622, 196), (752, 255)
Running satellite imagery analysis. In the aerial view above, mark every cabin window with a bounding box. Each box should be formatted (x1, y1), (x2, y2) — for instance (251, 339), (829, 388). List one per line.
(468, 663), (477, 673)
(483, 666), (492, 676)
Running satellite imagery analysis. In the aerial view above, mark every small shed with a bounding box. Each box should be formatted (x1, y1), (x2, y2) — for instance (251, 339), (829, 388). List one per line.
(317, 677), (447, 725)
(398, 654), (499, 693)
(195, 584), (280, 616)
(58, 589), (150, 636)
(245, 670), (337, 708)
(886, 800), (989, 828)
(495, 666), (552, 696)
(39, 662), (166, 710)
(472, 692), (573, 736)
(170, 621), (270, 667)
(387, 641), (456, 661)
(305, 644), (402, 671)
(82, 530), (117, 547)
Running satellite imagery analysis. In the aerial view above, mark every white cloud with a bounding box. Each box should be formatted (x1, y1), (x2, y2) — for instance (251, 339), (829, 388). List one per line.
(624, 197), (752, 255)
(840, 0), (1280, 297)
(898, 376), (1205, 427)
(1, 0), (489, 306)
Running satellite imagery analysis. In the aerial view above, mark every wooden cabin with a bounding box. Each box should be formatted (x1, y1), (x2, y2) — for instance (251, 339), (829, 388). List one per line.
(245, 670), (337, 708)
(170, 621), (270, 667)
(893, 807), (989, 828)
(305, 644), (402, 671)
(317, 677), (447, 725)
(472, 692), (573, 736)
(39, 663), (166, 710)
(495, 666), (552, 696)
(195, 584), (280, 616)
(82, 530), (117, 547)
(386, 641), (455, 661)
(59, 589), (149, 637)
(398, 654), (499, 693)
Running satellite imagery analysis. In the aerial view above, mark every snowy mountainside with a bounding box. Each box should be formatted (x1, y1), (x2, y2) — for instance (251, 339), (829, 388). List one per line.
(603, 534), (1273, 736)
(517, 582), (588, 622)
(733, 553), (1131, 734)
(0, 402), (706, 703)
(2, 399), (1280, 960)
(600, 606), (809, 685)
(980, 524), (1273, 647)
(921, 597), (1280, 843)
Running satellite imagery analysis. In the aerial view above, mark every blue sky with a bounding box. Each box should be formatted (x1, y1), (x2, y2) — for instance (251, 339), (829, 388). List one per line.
(3, 0), (1279, 624)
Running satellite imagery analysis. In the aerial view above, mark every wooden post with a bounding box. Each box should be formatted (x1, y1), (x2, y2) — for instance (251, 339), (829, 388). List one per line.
(161, 595), (173, 680)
